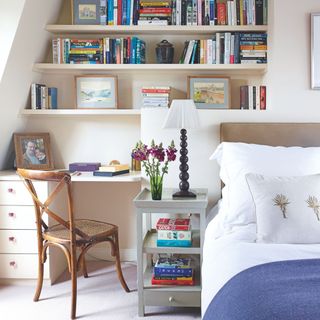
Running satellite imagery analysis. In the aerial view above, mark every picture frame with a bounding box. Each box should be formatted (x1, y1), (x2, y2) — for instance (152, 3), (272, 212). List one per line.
(13, 133), (54, 170)
(75, 75), (118, 109)
(187, 76), (231, 109)
(311, 13), (320, 89)
(72, 0), (101, 25)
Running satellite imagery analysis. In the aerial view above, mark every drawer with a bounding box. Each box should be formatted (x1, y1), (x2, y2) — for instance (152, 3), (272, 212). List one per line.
(0, 206), (38, 229)
(0, 181), (47, 205)
(0, 254), (49, 279)
(144, 290), (201, 307)
(0, 230), (38, 253)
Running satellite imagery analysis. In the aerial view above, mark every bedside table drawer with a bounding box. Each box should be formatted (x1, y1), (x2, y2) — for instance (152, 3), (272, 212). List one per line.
(0, 206), (39, 229)
(144, 290), (200, 307)
(0, 181), (47, 205)
(0, 230), (38, 253)
(0, 254), (49, 279)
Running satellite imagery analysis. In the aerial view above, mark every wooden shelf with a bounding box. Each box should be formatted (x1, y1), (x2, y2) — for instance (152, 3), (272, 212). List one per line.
(20, 109), (141, 116)
(33, 63), (267, 75)
(46, 24), (268, 35)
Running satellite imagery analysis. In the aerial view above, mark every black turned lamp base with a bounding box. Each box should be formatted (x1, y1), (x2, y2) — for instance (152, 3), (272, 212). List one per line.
(173, 190), (197, 198)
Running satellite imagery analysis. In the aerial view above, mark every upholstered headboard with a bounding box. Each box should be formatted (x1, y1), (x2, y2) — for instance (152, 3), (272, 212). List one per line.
(220, 123), (320, 147)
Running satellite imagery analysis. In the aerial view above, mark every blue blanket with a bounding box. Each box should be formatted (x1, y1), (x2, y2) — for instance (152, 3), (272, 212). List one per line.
(203, 259), (320, 320)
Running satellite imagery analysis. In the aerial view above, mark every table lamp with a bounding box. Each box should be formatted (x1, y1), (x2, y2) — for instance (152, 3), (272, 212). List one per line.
(163, 99), (200, 198)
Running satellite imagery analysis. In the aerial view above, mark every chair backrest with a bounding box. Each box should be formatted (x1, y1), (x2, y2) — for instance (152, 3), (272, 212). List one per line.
(17, 169), (89, 243)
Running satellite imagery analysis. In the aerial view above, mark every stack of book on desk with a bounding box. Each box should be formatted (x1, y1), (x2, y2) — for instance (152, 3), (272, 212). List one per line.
(93, 164), (130, 176)
(156, 218), (191, 247)
(152, 257), (194, 286)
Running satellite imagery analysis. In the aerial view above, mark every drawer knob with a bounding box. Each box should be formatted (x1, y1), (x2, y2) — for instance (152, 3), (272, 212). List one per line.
(8, 212), (15, 218)
(169, 296), (175, 302)
(9, 261), (16, 267)
(8, 188), (14, 193)
(8, 236), (16, 242)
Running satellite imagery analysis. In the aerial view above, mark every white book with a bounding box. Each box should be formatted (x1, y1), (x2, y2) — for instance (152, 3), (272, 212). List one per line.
(231, 0), (236, 25)
(184, 40), (195, 64)
(230, 34), (235, 63)
(256, 86), (260, 110)
(227, 1), (232, 25)
(198, 0), (202, 25)
(114, 0), (118, 26)
(248, 85), (253, 110)
(31, 83), (37, 110)
(176, 0), (181, 25)
(207, 39), (213, 64)
(212, 40), (216, 64)
(224, 32), (231, 64)
(52, 38), (61, 64)
(40, 86), (48, 110)
(216, 33), (220, 64)
(130, 0), (134, 25)
(137, 20), (168, 25)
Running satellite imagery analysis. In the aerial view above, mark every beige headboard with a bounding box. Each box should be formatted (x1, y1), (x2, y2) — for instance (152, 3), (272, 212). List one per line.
(220, 123), (320, 147)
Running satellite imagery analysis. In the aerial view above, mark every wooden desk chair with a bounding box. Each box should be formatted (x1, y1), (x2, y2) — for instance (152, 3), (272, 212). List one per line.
(17, 169), (130, 319)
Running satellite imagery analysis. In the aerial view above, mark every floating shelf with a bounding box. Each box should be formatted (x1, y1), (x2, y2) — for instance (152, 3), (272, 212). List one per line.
(33, 63), (267, 75)
(20, 109), (141, 116)
(46, 24), (268, 35)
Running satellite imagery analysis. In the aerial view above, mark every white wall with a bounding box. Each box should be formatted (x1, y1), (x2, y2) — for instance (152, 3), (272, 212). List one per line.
(1, 0), (320, 257)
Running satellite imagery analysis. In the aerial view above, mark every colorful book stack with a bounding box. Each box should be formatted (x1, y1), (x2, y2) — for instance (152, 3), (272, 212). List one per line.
(156, 218), (191, 247)
(93, 163), (130, 176)
(179, 32), (267, 64)
(239, 32), (267, 64)
(30, 84), (57, 110)
(152, 257), (194, 285)
(138, 0), (172, 26)
(142, 87), (171, 108)
(52, 37), (146, 64)
(240, 85), (266, 110)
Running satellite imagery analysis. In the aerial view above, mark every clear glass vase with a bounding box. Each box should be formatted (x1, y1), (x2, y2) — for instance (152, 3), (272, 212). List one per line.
(150, 175), (163, 200)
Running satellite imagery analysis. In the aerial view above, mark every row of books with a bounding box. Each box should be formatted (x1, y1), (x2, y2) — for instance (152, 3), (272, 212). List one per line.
(142, 86), (171, 108)
(93, 163), (130, 176)
(94, 0), (267, 26)
(179, 32), (267, 64)
(152, 257), (194, 285)
(156, 218), (192, 247)
(30, 84), (57, 110)
(52, 38), (146, 64)
(240, 85), (266, 110)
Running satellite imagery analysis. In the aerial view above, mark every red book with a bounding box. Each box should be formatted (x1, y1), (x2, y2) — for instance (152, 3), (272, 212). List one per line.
(217, 2), (226, 25)
(156, 218), (191, 231)
(260, 85), (266, 110)
(151, 275), (194, 286)
(118, 0), (122, 25)
(141, 89), (170, 93)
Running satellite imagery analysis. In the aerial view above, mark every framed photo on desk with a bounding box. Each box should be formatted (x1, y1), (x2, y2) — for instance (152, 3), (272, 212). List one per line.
(75, 75), (118, 109)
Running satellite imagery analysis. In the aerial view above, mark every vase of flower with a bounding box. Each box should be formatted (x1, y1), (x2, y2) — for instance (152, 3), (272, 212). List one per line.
(131, 140), (177, 200)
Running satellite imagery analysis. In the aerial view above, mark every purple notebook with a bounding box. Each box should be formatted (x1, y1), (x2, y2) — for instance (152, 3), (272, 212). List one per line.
(69, 162), (101, 172)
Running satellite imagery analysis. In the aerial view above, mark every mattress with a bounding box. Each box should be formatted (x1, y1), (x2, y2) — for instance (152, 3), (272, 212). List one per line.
(201, 205), (320, 317)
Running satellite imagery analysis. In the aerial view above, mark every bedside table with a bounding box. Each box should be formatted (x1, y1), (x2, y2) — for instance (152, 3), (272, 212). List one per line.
(133, 188), (208, 316)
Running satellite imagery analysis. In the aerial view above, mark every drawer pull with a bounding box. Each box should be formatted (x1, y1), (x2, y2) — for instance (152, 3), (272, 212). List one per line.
(169, 296), (175, 302)
(9, 261), (16, 267)
(8, 188), (14, 193)
(8, 212), (15, 218)
(8, 236), (16, 242)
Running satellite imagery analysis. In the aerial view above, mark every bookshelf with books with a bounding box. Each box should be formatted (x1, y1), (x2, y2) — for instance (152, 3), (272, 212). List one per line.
(27, 0), (268, 115)
(133, 188), (208, 316)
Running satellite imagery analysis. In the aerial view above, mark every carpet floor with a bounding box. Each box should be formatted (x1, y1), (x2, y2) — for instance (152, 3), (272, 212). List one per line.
(0, 261), (201, 320)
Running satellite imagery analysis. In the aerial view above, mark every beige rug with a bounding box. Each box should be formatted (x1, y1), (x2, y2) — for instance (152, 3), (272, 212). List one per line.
(0, 261), (201, 319)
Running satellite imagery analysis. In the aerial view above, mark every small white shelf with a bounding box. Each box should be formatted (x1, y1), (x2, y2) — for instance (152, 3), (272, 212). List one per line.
(70, 171), (141, 182)
(20, 109), (141, 116)
(33, 63), (267, 75)
(46, 24), (268, 35)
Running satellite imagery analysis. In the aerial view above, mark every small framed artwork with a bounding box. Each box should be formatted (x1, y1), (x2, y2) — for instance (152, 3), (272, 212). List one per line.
(187, 76), (231, 109)
(75, 75), (118, 109)
(13, 133), (54, 170)
(311, 13), (320, 89)
(72, 0), (100, 25)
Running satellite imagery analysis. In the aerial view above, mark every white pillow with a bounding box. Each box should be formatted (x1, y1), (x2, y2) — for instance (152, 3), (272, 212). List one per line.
(246, 173), (320, 243)
(210, 142), (320, 228)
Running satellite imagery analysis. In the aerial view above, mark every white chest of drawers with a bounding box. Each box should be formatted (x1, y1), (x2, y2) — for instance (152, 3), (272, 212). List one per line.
(0, 171), (66, 284)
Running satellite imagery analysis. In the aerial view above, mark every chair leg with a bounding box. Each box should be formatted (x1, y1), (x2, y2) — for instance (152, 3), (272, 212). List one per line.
(82, 254), (88, 278)
(33, 255), (44, 302)
(113, 231), (130, 293)
(70, 246), (77, 319)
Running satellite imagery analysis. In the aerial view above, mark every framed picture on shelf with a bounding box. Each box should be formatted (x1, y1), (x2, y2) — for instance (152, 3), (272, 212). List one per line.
(187, 76), (230, 109)
(13, 133), (54, 170)
(72, 0), (101, 25)
(311, 13), (320, 89)
(75, 75), (118, 109)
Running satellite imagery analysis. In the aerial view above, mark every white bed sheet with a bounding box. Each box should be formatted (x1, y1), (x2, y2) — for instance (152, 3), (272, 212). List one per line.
(202, 208), (320, 317)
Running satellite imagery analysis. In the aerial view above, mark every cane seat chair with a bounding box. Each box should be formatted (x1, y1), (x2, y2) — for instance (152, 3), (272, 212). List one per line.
(17, 169), (130, 319)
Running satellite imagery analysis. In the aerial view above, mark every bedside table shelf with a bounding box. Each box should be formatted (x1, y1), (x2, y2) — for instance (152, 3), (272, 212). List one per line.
(143, 230), (201, 254)
(134, 187), (208, 316)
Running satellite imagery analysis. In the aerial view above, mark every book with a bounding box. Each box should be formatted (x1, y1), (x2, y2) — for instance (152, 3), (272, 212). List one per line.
(154, 257), (193, 277)
(98, 164), (130, 172)
(157, 239), (192, 247)
(48, 87), (58, 109)
(93, 169), (130, 176)
(156, 218), (191, 230)
(151, 275), (194, 285)
(260, 85), (266, 110)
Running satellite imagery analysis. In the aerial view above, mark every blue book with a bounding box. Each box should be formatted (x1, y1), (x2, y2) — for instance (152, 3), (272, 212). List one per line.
(48, 87), (57, 109)
(209, 0), (215, 25)
(131, 37), (137, 64)
(154, 257), (193, 277)
(93, 169), (129, 177)
(107, 0), (114, 24)
(190, 41), (198, 64)
(122, 0), (128, 25)
(157, 239), (192, 247)
(234, 32), (240, 64)
(127, 0), (131, 25)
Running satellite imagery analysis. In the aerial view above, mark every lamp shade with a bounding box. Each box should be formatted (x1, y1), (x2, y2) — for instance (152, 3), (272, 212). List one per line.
(162, 99), (200, 129)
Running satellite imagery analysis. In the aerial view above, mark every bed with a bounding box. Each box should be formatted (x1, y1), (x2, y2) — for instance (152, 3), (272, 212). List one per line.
(202, 123), (320, 320)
